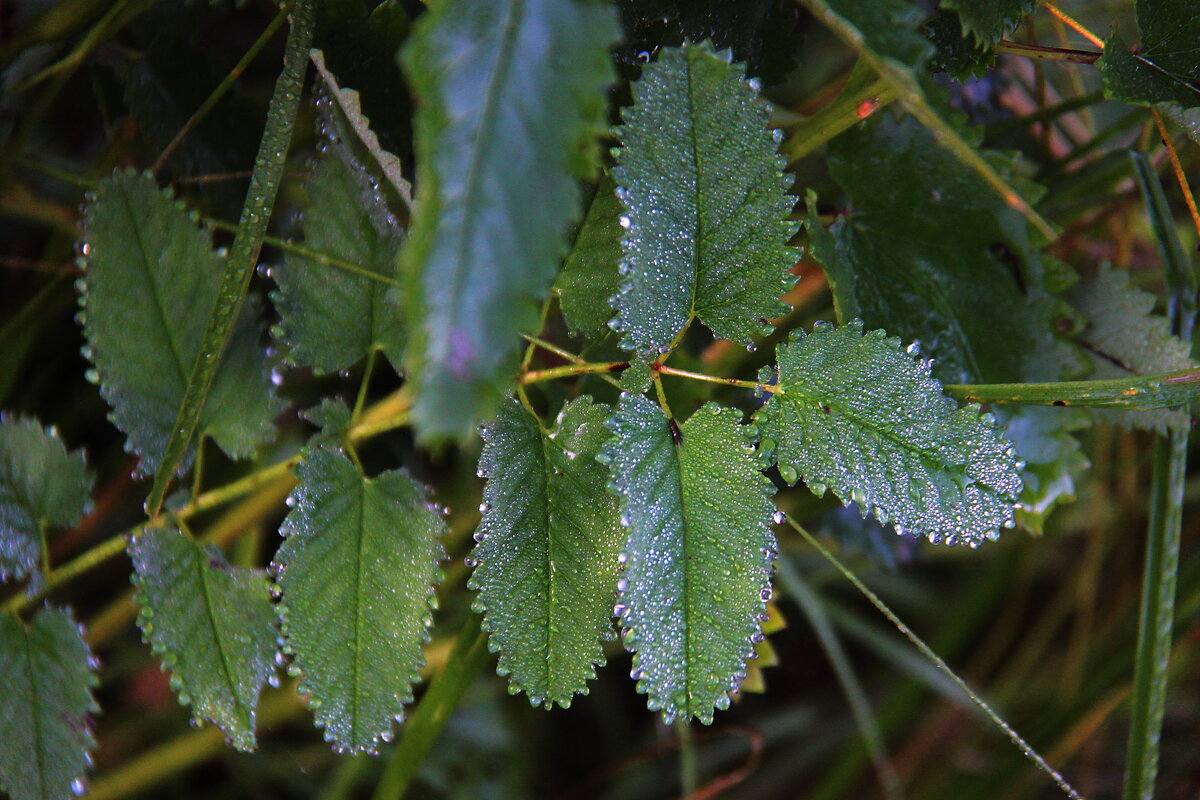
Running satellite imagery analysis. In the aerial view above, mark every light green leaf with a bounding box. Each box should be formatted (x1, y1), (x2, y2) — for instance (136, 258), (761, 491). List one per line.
(469, 397), (624, 708)
(555, 176), (623, 338)
(400, 0), (620, 442)
(1064, 266), (1194, 431)
(602, 395), (776, 723)
(1100, 0), (1200, 110)
(0, 415), (92, 583)
(80, 170), (282, 474)
(0, 608), (98, 800)
(276, 446), (445, 752)
(941, 0), (1035, 45)
(611, 42), (797, 353)
(273, 140), (406, 374)
(129, 525), (278, 751)
(757, 321), (1024, 546)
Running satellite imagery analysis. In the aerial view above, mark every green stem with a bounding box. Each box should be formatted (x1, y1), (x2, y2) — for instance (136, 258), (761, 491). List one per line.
(785, 515), (1083, 799)
(994, 41), (1101, 64)
(153, 2), (293, 175)
(146, 0), (315, 516)
(1123, 432), (1187, 800)
(352, 348), (380, 422)
(676, 720), (698, 798)
(946, 368), (1200, 409)
(372, 620), (490, 800)
(656, 364), (769, 392)
(776, 558), (903, 800)
(520, 361), (628, 384)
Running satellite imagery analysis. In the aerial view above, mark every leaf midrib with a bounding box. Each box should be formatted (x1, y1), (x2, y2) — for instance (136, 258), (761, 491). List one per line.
(24, 623), (48, 800)
(195, 549), (251, 742)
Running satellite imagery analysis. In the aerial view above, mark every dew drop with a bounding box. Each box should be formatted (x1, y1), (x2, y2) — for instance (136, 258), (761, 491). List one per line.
(771, 511), (785, 525)
(71, 778), (88, 796)
(619, 215), (631, 228)
(464, 556), (478, 568)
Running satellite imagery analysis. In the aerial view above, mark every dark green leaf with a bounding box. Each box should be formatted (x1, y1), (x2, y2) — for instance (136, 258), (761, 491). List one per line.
(555, 176), (623, 338)
(612, 42), (797, 353)
(940, 0), (1034, 45)
(0, 416), (92, 583)
(601, 395), (776, 723)
(400, 0), (620, 442)
(757, 321), (1024, 546)
(80, 170), (282, 474)
(130, 525), (278, 751)
(925, 9), (995, 80)
(1100, 0), (1200, 110)
(276, 446), (445, 752)
(470, 397), (624, 708)
(273, 140), (406, 374)
(1064, 266), (1194, 431)
(824, 0), (932, 68)
(0, 608), (98, 800)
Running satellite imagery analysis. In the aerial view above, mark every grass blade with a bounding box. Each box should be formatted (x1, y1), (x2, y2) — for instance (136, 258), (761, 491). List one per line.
(145, 0), (315, 515)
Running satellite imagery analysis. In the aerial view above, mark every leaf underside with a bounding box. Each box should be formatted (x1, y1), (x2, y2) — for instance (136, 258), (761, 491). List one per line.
(272, 137), (406, 374)
(276, 446), (445, 753)
(0, 415), (93, 583)
(470, 397), (624, 707)
(400, 0), (620, 442)
(757, 321), (1024, 546)
(1099, 0), (1200, 110)
(0, 608), (98, 800)
(602, 394), (776, 723)
(80, 170), (281, 474)
(611, 42), (797, 353)
(130, 525), (278, 751)
(1064, 266), (1194, 432)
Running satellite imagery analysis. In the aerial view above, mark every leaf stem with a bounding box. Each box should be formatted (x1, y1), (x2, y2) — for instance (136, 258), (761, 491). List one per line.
(352, 348), (380, 422)
(655, 364), (777, 393)
(145, 0), (315, 516)
(1150, 110), (1200, 241)
(520, 361), (629, 384)
(785, 515), (1083, 799)
(1038, 2), (1105, 49)
(995, 41), (1101, 64)
(783, 61), (896, 163)
(152, 2), (293, 175)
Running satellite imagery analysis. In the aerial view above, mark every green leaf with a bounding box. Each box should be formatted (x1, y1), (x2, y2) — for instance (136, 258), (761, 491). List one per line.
(601, 395), (776, 723)
(469, 397), (624, 707)
(272, 139), (406, 374)
(0, 608), (98, 800)
(824, 0), (932, 68)
(611, 42), (797, 353)
(1064, 266), (1194, 431)
(1099, 0), (1200, 110)
(757, 321), (1024, 546)
(0, 415), (92, 583)
(940, 0), (1034, 45)
(809, 113), (1087, 523)
(80, 170), (282, 474)
(555, 176), (623, 338)
(129, 525), (278, 751)
(924, 10), (995, 80)
(276, 446), (445, 752)
(400, 0), (620, 442)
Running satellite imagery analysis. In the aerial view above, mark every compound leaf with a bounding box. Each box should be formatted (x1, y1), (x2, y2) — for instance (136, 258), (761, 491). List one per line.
(0, 415), (92, 584)
(273, 138), (406, 374)
(555, 176), (623, 338)
(400, 0), (620, 442)
(129, 525), (278, 751)
(602, 394), (776, 723)
(612, 42), (797, 353)
(470, 397), (624, 707)
(0, 608), (98, 800)
(1100, 0), (1200, 110)
(1064, 266), (1194, 431)
(757, 321), (1024, 546)
(276, 446), (445, 752)
(80, 170), (282, 474)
